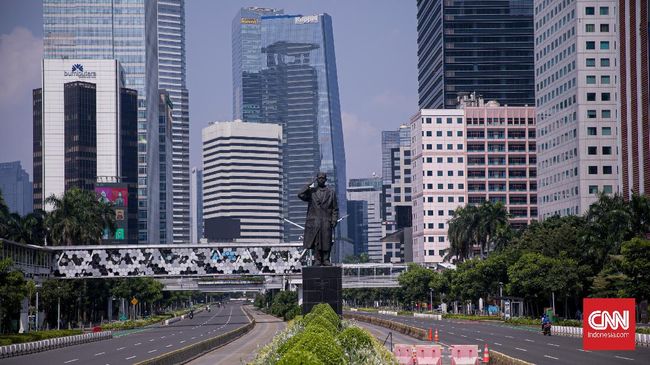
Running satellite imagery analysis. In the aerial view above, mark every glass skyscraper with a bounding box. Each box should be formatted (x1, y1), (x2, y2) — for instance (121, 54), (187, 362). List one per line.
(158, 0), (190, 243)
(232, 8), (348, 256)
(417, 0), (535, 109)
(43, 0), (161, 243)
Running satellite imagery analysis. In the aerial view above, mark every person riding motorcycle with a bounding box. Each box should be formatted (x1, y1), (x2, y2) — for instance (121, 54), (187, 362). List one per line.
(541, 314), (552, 335)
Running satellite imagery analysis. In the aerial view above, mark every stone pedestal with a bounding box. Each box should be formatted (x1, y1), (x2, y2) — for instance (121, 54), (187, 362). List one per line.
(302, 266), (342, 315)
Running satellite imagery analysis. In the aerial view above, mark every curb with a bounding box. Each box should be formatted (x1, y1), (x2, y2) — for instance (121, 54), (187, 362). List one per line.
(134, 306), (256, 365)
(0, 331), (113, 358)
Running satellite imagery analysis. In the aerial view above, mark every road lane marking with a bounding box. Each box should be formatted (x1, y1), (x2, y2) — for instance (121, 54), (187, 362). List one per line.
(494, 342), (502, 346)
(191, 336), (196, 339)
(505, 335), (514, 339)
(180, 340), (186, 344)
(547, 343), (560, 347)
(461, 334), (468, 338)
(117, 347), (126, 351)
(166, 344), (173, 348)
(148, 349), (157, 354)
(577, 349), (592, 353)
(64, 359), (78, 364)
(525, 339), (534, 342)
(94, 352), (105, 356)
(149, 339), (154, 342)
(544, 355), (559, 360)
(134, 342), (142, 346)
(614, 356), (634, 361)
(475, 338), (484, 342)
(449, 332), (455, 335)
(126, 356), (136, 360)
(160, 336), (166, 339)
(515, 347), (527, 352)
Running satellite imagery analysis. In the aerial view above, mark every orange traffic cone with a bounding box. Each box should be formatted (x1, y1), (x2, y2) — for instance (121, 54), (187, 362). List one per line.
(428, 328), (433, 341)
(434, 328), (439, 343)
(483, 343), (490, 363)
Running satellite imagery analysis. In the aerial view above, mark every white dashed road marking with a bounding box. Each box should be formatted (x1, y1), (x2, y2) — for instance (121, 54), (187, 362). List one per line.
(126, 355), (136, 360)
(614, 356), (634, 361)
(547, 343), (560, 347)
(515, 347), (528, 352)
(134, 342), (142, 346)
(494, 342), (502, 346)
(148, 349), (157, 354)
(94, 352), (105, 356)
(166, 344), (173, 348)
(116, 347), (126, 351)
(525, 339), (534, 342)
(64, 359), (78, 364)
(544, 355), (559, 360)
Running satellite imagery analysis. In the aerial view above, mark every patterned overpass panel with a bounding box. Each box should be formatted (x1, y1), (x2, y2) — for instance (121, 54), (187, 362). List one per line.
(51, 245), (308, 278)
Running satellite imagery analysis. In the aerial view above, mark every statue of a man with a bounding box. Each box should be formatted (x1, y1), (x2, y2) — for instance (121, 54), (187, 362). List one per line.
(298, 172), (339, 266)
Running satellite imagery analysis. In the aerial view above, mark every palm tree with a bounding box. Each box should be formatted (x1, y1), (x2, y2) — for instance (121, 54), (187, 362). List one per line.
(478, 201), (510, 256)
(45, 188), (116, 245)
(0, 190), (10, 238)
(629, 192), (650, 237)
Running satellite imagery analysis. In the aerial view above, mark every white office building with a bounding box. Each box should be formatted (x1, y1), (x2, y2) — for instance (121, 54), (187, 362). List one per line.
(347, 177), (384, 262)
(202, 121), (283, 242)
(534, 0), (620, 218)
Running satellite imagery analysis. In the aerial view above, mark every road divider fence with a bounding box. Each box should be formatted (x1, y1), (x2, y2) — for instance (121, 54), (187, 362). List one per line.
(379, 310), (398, 316)
(414, 313), (443, 320)
(550, 325), (650, 347)
(0, 331), (113, 358)
(345, 312), (428, 340)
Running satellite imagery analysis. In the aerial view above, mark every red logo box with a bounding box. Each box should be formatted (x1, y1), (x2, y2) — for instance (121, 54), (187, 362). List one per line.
(583, 298), (636, 350)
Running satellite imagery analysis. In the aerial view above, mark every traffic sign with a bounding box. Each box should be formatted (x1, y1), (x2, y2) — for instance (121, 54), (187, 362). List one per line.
(131, 297), (138, 306)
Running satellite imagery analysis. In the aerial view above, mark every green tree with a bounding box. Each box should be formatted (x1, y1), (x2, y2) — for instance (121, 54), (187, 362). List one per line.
(0, 259), (28, 333)
(45, 188), (116, 245)
(621, 238), (650, 301)
(447, 201), (510, 261)
(397, 263), (436, 307)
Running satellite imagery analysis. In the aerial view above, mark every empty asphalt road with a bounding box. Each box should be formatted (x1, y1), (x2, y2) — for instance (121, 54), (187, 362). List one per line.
(1, 302), (250, 365)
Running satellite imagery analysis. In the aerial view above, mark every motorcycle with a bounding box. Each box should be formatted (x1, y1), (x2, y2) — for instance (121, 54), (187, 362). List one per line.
(189, 310), (194, 319)
(542, 322), (552, 336)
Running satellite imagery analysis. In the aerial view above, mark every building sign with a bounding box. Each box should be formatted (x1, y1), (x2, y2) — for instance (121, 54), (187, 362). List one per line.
(583, 298), (636, 350)
(63, 63), (97, 79)
(240, 18), (258, 24)
(294, 15), (318, 24)
(96, 184), (129, 241)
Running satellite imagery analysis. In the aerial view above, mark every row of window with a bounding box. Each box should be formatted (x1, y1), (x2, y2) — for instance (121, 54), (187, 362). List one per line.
(423, 130), (463, 137)
(425, 170), (465, 177)
(585, 40), (611, 51)
(586, 92), (612, 102)
(585, 23), (609, 33)
(423, 143), (464, 151)
(424, 196), (465, 204)
(424, 157), (464, 164)
(424, 183), (464, 190)
(422, 117), (464, 124)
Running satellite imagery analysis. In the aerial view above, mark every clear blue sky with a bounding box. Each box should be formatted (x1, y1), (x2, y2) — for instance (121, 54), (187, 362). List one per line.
(0, 0), (418, 180)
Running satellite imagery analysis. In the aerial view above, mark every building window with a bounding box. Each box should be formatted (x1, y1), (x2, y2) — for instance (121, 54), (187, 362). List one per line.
(447, 118), (452, 124)
(447, 171), (453, 177)
(457, 144), (463, 150)
(457, 131), (463, 137)
(600, 6), (609, 15)
(602, 127), (611, 135)
(587, 110), (597, 118)
(600, 41), (609, 50)
(459, 196), (465, 203)
(601, 58), (610, 67)
(447, 184), (453, 189)
(602, 110), (611, 118)
(448, 196), (454, 203)
(601, 75), (610, 84)
(587, 127), (597, 136)
(588, 166), (598, 174)
(447, 131), (452, 137)
(603, 166), (612, 174)
(458, 170), (464, 176)
(437, 144), (443, 150)
(587, 93), (596, 101)
(438, 197), (444, 202)
(437, 171), (443, 177)
(447, 157), (453, 163)
(586, 75), (596, 84)
(436, 131), (442, 137)
(586, 58), (596, 67)
(438, 184), (443, 189)
(600, 24), (609, 32)
(437, 157), (443, 163)
(602, 146), (612, 155)
(586, 41), (595, 50)
(603, 185), (613, 193)
(585, 24), (595, 32)
(438, 223), (444, 229)
(457, 118), (463, 124)
(458, 183), (464, 189)
(589, 185), (598, 194)
(447, 144), (453, 150)
(438, 210), (444, 216)
(586, 6), (595, 15)
(601, 93), (610, 101)
(588, 146), (597, 155)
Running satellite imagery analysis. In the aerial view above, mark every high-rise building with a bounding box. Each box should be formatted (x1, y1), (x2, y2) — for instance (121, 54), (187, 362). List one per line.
(411, 101), (537, 263)
(381, 125), (412, 236)
(0, 161), (33, 216)
(534, 0), (619, 218)
(190, 167), (203, 243)
(202, 121), (283, 242)
(34, 59), (138, 243)
(347, 177), (383, 262)
(416, 0), (535, 109)
(232, 9), (348, 255)
(618, 0), (649, 198)
(346, 199), (368, 256)
(158, 0), (190, 243)
(158, 91), (174, 244)
(43, 0), (161, 243)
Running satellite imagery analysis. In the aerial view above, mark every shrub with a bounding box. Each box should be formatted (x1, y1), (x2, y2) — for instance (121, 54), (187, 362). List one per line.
(337, 326), (373, 353)
(284, 305), (301, 321)
(0, 329), (83, 345)
(292, 330), (346, 365)
(305, 314), (337, 334)
(277, 348), (324, 365)
(305, 303), (339, 329)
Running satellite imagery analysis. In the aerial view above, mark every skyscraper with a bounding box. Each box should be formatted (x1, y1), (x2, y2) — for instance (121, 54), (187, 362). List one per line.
(347, 177), (383, 262)
(618, 0), (649, 198)
(534, 0), (619, 218)
(202, 121), (283, 242)
(43, 0), (161, 243)
(0, 161), (33, 216)
(190, 167), (203, 243)
(158, 0), (190, 243)
(416, 0), (535, 109)
(381, 125), (412, 236)
(158, 90), (174, 244)
(232, 9), (348, 254)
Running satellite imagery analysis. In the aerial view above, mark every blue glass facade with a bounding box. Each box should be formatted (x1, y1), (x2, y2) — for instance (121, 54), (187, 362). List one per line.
(43, 0), (160, 243)
(417, 0), (535, 109)
(232, 9), (348, 252)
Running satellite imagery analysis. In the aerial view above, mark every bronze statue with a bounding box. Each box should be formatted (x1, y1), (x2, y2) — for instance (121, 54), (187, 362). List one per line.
(298, 172), (339, 266)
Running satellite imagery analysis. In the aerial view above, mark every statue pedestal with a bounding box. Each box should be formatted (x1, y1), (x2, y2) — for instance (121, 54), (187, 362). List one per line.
(302, 266), (342, 316)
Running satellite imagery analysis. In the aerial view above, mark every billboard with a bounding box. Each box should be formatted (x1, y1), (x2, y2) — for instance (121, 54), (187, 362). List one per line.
(95, 184), (132, 242)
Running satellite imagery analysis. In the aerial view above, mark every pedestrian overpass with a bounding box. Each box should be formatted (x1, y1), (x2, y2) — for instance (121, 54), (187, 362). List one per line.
(1, 239), (404, 290)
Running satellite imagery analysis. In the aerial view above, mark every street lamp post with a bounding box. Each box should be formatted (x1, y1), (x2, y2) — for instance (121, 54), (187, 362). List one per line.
(429, 288), (433, 313)
(498, 282), (504, 315)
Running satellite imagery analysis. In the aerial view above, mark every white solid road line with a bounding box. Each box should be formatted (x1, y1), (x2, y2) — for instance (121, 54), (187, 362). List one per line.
(614, 355), (634, 361)
(515, 347), (528, 352)
(64, 359), (78, 363)
(148, 349), (157, 354)
(544, 355), (559, 360)
(547, 343), (560, 347)
(126, 355), (136, 360)
(94, 352), (105, 356)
